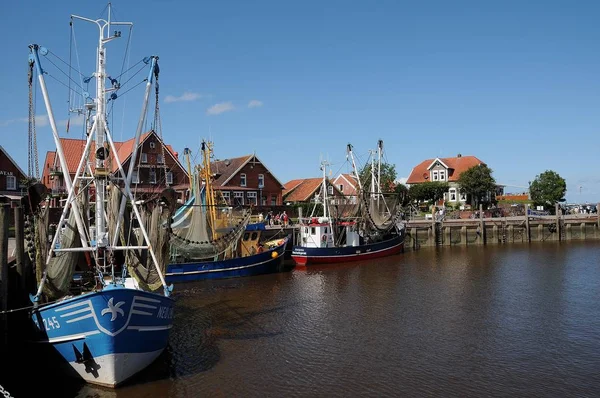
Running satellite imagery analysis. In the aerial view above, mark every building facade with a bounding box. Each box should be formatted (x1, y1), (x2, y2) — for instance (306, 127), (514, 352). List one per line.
(0, 145), (27, 202)
(211, 154), (284, 207)
(41, 131), (189, 207)
(406, 154), (493, 204)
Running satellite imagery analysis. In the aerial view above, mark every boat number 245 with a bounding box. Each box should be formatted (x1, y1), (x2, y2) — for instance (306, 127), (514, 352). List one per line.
(42, 316), (61, 330)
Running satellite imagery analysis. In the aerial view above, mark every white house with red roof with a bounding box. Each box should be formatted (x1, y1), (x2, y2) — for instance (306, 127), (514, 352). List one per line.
(406, 154), (493, 203)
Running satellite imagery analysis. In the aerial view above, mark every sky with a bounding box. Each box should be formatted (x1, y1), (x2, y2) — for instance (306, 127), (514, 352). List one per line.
(1, 0), (599, 203)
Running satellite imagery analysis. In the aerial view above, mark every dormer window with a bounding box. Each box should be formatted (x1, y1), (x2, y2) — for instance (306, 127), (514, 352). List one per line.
(432, 170), (439, 181)
(240, 173), (246, 187)
(439, 170), (446, 181)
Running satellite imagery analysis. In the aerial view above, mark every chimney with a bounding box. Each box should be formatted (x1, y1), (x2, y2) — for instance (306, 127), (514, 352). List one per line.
(457, 153), (462, 158)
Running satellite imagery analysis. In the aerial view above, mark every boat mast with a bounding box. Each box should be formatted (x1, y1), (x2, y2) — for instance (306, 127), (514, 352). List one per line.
(377, 139), (383, 206)
(346, 143), (363, 192)
(202, 141), (217, 238)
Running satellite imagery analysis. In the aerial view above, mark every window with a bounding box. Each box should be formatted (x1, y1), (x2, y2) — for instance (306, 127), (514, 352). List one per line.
(234, 191), (244, 205)
(261, 196), (266, 205)
(149, 171), (156, 184)
(157, 154), (164, 164)
(240, 173), (246, 187)
(328, 185), (333, 195)
(258, 174), (264, 188)
(131, 170), (139, 183)
(247, 191), (257, 206)
(311, 227), (316, 235)
(6, 175), (16, 190)
(439, 170), (446, 181)
(221, 191), (231, 204)
(449, 188), (457, 201)
(166, 172), (173, 184)
(150, 142), (156, 149)
(432, 170), (439, 181)
(339, 184), (344, 192)
(141, 153), (148, 163)
(460, 191), (467, 201)
(271, 195), (277, 206)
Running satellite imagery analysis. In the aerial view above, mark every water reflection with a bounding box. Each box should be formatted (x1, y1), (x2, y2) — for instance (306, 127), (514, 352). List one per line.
(4, 241), (600, 397)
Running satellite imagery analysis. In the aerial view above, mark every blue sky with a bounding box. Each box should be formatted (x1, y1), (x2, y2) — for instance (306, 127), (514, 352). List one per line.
(1, 0), (599, 203)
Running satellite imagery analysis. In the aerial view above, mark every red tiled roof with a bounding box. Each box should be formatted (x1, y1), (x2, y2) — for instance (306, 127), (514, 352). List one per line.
(406, 156), (485, 184)
(48, 131), (179, 174)
(283, 178), (323, 202)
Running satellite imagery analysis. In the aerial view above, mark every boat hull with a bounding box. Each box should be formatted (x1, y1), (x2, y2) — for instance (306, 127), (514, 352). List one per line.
(166, 237), (288, 282)
(30, 287), (173, 387)
(291, 234), (404, 266)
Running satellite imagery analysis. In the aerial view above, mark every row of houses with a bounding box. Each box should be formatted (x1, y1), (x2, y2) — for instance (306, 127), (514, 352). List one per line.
(1, 131), (498, 209)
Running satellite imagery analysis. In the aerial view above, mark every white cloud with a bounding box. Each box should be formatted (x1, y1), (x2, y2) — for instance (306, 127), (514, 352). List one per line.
(0, 115), (48, 127)
(396, 177), (408, 185)
(35, 115), (49, 127)
(206, 102), (235, 116)
(164, 92), (203, 103)
(248, 99), (263, 108)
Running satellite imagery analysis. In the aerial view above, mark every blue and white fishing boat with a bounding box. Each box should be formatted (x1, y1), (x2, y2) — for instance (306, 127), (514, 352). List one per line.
(166, 141), (289, 282)
(28, 5), (174, 387)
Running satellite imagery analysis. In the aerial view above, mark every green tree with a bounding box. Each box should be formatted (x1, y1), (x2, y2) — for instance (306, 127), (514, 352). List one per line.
(457, 164), (496, 207)
(529, 170), (566, 209)
(359, 162), (397, 193)
(394, 183), (410, 206)
(408, 181), (449, 204)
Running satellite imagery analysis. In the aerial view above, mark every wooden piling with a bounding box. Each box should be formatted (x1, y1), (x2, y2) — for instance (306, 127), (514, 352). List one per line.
(555, 203), (561, 241)
(1, 204), (9, 344)
(525, 204), (531, 242)
(479, 204), (485, 244)
(14, 206), (27, 296)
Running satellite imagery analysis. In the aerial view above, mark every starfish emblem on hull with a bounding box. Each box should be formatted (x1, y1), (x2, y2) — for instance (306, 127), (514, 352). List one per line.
(101, 297), (125, 321)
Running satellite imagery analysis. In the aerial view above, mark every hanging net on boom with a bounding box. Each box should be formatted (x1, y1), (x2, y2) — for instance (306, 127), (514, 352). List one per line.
(169, 175), (251, 261)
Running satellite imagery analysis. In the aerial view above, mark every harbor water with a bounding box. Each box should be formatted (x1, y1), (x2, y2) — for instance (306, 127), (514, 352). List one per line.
(4, 241), (600, 397)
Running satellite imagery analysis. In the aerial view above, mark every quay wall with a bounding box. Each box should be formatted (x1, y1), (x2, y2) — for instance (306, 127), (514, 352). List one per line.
(405, 213), (600, 249)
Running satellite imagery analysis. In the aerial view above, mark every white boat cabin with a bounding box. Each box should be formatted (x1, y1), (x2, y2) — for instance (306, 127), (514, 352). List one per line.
(298, 217), (360, 248)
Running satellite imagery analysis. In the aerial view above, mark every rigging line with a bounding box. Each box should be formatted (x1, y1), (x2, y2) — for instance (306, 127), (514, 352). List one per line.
(119, 63), (148, 88)
(47, 50), (86, 79)
(113, 79), (146, 99)
(45, 73), (84, 97)
(113, 59), (144, 80)
(68, 20), (73, 112)
(71, 19), (86, 109)
(43, 55), (84, 91)
(119, 26), (133, 141)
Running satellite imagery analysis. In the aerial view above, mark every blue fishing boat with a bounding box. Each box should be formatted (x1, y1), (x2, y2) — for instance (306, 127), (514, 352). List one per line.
(27, 4), (174, 387)
(166, 141), (289, 282)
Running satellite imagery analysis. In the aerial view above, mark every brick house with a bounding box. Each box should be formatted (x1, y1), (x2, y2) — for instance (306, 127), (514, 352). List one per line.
(0, 145), (27, 203)
(211, 154), (285, 206)
(406, 154), (500, 204)
(41, 130), (189, 207)
(283, 177), (344, 204)
(332, 173), (359, 204)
